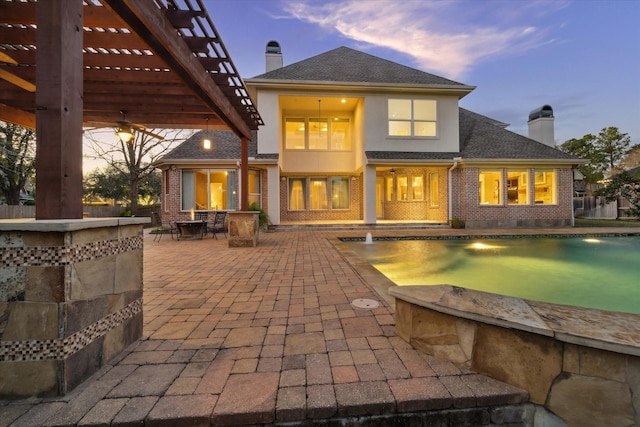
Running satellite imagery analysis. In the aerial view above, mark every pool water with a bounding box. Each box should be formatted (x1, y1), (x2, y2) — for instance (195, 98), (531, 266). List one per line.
(345, 236), (640, 314)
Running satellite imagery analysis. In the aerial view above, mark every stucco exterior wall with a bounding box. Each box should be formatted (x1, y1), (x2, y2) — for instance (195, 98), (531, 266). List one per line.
(363, 95), (460, 152)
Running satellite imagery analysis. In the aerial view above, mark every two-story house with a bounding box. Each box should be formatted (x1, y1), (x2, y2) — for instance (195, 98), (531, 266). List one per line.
(156, 44), (582, 228)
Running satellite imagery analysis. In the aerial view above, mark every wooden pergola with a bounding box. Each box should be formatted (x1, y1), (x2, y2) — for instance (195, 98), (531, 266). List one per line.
(0, 0), (263, 218)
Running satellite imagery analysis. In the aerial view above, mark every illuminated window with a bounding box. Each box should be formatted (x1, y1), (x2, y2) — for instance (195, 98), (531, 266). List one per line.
(388, 99), (437, 137)
(310, 178), (328, 210)
(308, 118), (328, 150)
(331, 177), (350, 209)
(288, 178), (306, 210)
(507, 169), (528, 205)
(397, 175), (408, 201)
(248, 169), (261, 207)
(385, 176), (394, 201)
(182, 169), (236, 211)
(429, 172), (439, 207)
(534, 169), (557, 204)
(287, 176), (351, 211)
(285, 118), (305, 149)
(285, 117), (350, 150)
(479, 170), (502, 205)
(412, 175), (424, 200)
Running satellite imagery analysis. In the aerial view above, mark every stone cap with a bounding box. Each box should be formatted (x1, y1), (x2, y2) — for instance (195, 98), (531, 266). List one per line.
(0, 217), (150, 232)
(390, 285), (640, 357)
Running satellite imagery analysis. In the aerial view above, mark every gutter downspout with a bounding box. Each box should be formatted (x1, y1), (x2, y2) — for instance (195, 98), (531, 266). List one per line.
(448, 157), (462, 222)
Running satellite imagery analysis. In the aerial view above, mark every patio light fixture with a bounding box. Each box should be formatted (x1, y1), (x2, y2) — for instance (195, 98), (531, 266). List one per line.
(116, 125), (134, 143)
(203, 117), (212, 150)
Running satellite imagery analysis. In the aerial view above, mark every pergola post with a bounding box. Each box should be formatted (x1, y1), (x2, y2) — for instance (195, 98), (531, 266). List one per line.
(35, 0), (84, 219)
(241, 136), (249, 211)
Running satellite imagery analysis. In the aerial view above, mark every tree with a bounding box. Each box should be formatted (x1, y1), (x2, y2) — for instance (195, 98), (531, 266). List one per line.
(84, 165), (161, 207)
(84, 128), (184, 214)
(595, 127), (631, 175)
(0, 122), (36, 205)
(559, 126), (632, 183)
(594, 169), (640, 218)
(619, 144), (640, 171)
(559, 133), (604, 184)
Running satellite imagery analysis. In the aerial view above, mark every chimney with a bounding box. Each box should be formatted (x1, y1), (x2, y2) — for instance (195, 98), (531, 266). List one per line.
(265, 40), (283, 72)
(528, 105), (555, 147)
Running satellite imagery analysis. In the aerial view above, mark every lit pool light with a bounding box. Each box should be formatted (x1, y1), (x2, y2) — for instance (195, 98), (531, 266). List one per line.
(583, 238), (602, 243)
(467, 242), (505, 250)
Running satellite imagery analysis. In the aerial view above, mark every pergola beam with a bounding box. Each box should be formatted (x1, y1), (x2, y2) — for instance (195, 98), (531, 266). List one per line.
(102, 0), (253, 140)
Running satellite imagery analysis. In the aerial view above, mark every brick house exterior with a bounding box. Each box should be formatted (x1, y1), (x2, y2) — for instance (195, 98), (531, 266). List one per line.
(155, 45), (582, 228)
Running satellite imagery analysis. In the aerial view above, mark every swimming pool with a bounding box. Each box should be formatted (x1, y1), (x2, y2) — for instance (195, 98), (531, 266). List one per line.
(344, 235), (640, 314)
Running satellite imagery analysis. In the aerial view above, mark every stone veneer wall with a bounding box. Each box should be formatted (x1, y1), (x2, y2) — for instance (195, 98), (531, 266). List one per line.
(390, 285), (640, 427)
(0, 218), (146, 398)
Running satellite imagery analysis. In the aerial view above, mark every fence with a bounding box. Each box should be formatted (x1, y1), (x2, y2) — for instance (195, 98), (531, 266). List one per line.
(573, 196), (618, 219)
(0, 204), (160, 225)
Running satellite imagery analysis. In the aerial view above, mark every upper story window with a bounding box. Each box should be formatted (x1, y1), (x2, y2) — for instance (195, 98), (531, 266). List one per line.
(388, 99), (437, 137)
(285, 117), (351, 150)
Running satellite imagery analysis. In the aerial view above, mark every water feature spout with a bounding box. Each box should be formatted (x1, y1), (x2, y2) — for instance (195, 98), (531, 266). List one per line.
(365, 232), (373, 244)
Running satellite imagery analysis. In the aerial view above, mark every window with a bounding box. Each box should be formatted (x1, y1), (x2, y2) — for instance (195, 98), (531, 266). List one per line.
(182, 169), (236, 211)
(479, 170), (502, 205)
(429, 172), (439, 207)
(331, 177), (350, 209)
(412, 175), (424, 200)
(288, 178), (306, 210)
(388, 99), (437, 137)
(285, 117), (350, 150)
(385, 176), (394, 201)
(285, 118), (305, 149)
(287, 176), (351, 211)
(507, 169), (528, 205)
(248, 169), (261, 207)
(310, 178), (328, 210)
(397, 175), (408, 201)
(309, 118), (328, 150)
(534, 169), (557, 204)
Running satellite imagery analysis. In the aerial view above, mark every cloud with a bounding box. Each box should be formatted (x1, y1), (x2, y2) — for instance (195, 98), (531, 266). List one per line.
(280, 0), (565, 79)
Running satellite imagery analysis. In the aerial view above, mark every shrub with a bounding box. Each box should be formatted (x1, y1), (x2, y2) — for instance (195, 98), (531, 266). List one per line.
(248, 202), (271, 231)
(450, 217), (465, 229)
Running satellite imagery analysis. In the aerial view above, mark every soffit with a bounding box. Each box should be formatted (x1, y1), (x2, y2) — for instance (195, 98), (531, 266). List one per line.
(0, 0), (263, 137)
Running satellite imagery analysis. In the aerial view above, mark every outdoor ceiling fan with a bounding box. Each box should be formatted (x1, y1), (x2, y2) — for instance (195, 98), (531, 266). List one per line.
(0, 51), (36, 92)
(85, 110), (164, 143)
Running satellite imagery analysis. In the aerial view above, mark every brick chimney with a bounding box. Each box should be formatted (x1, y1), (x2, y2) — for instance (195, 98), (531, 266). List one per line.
(528, 105), (555, 147)
(265, 40), (283, 72)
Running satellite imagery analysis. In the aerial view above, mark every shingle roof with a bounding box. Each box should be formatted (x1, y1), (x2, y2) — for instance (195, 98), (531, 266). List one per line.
(159, 130), (278, 161)
(250, 46), (469, 87)
(366, 108), (581, 162)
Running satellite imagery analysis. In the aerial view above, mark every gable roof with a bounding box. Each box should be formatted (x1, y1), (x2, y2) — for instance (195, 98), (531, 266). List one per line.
(157, 130), (277, 164)
(366, 108), (582, 163)
(250, 46), (472, 90)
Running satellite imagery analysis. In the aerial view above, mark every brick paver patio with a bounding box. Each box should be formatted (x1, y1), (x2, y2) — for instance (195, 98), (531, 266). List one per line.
(7, 226), (623, 425)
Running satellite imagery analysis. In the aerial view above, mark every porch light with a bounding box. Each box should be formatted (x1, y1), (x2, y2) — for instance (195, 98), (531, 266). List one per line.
(116, 125), (134, 143)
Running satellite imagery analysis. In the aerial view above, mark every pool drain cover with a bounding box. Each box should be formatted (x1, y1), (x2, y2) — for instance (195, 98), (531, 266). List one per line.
(352, 298), (379, 309)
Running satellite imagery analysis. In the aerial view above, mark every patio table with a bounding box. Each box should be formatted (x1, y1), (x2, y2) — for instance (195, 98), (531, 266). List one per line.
(176, 220), (206, 240)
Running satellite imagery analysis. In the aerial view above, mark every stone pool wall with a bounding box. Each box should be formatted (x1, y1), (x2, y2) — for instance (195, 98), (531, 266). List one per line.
(391, 285), (640, 427)
(0, 218), (147, 397)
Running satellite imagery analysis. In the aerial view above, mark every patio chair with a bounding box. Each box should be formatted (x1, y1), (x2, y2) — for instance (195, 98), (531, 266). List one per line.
(195, 211), (209, 236)
(208, 211), (227, 239)
(151, 212), (176, 242)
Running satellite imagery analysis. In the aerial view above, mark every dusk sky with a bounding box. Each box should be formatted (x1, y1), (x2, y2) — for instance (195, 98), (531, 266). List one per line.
(206, 0), (639, 147)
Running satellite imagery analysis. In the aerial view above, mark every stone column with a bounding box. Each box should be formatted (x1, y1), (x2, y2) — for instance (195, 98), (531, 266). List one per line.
(0, 218), (147, 397)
